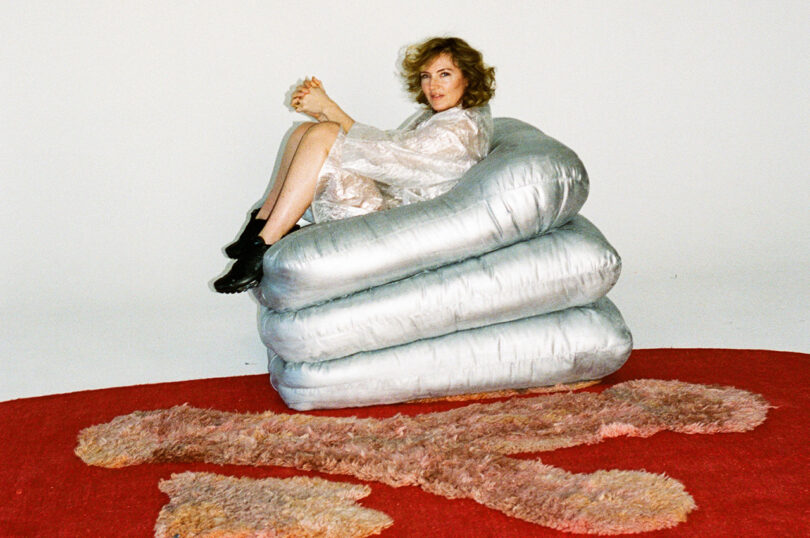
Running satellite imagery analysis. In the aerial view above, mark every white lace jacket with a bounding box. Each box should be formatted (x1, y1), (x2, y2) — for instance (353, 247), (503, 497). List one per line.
(311, 105), (493, 223)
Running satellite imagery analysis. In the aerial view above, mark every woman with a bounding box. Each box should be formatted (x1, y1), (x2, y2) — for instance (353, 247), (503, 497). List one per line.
(214, 36), (495, 294)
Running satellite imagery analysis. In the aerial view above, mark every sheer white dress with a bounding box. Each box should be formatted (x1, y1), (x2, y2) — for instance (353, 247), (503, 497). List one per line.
(310, 105), (493, 223)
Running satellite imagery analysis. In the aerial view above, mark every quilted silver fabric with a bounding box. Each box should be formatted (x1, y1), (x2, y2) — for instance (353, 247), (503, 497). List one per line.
(255, 118), (590, 312)
(311, 105), (493, 223)
(260, 215), (621, 363)
(269, 298), (632, 410)
(255, 117), (630, 410)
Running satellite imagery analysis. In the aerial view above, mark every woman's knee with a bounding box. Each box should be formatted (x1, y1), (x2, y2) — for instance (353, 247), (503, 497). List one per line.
(306, 121), (341, 144)
(294, 121), (318, 134)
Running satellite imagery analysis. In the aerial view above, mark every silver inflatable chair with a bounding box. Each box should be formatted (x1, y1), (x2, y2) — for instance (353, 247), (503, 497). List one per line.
(255, 118), (632, 410)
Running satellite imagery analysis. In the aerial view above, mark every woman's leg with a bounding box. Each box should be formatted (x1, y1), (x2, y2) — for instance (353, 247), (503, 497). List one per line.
(214, 121), (340, 293)
(224, 122), (316, 258)
(256, 122), (317, 220)
(258, 121), (340, 244)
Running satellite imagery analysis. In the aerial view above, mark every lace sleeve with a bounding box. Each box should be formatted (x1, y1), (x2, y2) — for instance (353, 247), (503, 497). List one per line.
(340, 106), (492, 190)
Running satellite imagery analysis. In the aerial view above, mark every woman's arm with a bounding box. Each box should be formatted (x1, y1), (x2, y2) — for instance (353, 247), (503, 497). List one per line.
(339, 107), (492, 189)
(292, 77), (354, 132)
(320, 99), (354, 133)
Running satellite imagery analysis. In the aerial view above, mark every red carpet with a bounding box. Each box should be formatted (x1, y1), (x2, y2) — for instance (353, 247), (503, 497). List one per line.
(1, 349), (808, 536)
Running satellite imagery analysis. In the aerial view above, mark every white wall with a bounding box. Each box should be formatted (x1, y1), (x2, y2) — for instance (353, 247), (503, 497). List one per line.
(2, 1), (808, 401)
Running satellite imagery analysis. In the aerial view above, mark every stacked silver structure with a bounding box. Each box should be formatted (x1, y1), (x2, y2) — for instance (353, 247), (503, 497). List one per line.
(256, 118), (632, 410)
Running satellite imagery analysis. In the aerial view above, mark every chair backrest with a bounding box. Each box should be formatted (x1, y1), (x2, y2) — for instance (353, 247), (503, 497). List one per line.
(449, 117), (589, 229)
(258, 118), (590, 312)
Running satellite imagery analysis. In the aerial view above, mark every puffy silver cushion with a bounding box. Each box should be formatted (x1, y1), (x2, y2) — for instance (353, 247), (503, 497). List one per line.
(269, 297), (632, 410)
(256, 118), (631, 409)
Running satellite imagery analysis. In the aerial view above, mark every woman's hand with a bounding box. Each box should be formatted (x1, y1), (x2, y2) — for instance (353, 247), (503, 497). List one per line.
(291, 77), (330, 122)
(290, 76), (355, 132)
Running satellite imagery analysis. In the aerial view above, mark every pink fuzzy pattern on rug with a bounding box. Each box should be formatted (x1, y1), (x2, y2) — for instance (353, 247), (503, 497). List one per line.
(155, 472), (392, 538)
(76, 379), (769, 535)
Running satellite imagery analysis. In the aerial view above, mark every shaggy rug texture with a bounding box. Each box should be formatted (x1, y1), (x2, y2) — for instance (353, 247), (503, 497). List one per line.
(155, 472), (392, 537)
(76, 379), (768, 535)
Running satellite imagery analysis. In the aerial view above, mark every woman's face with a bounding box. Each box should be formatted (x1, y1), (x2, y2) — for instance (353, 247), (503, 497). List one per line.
(420, 53), (467, 112)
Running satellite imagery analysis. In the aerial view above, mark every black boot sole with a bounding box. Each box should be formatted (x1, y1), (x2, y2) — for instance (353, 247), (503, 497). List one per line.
(214, 237), (270, 294)
(214, 278), (260, 294)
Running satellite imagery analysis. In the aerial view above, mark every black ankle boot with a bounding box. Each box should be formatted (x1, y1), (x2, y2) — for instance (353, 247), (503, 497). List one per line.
(225, 211), (301, 259)
(224, 209), (267, 259)
(214, 237), (271, 293)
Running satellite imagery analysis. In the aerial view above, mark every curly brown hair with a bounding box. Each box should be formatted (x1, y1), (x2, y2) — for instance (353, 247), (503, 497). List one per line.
(400, 37), (495, 109)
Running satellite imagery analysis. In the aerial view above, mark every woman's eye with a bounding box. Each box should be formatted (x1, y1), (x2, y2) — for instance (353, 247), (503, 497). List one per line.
(420, 74), (429, 80)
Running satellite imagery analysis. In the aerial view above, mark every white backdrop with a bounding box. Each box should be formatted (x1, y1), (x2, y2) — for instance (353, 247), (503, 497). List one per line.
(2, 1), (808, 401)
